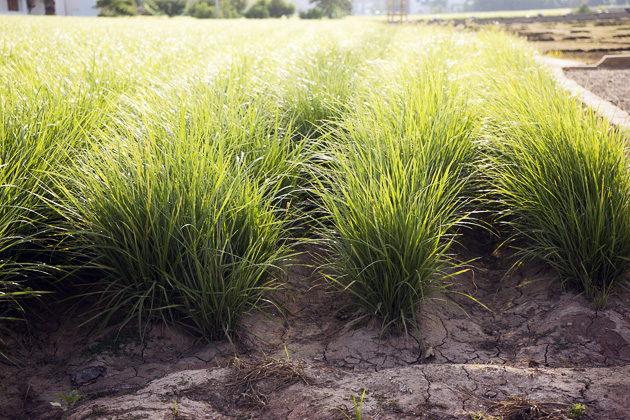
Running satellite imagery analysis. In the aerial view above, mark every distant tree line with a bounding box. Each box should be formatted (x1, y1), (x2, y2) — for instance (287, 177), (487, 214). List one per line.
(95, 0), (349, 18)
(465, 0), (626, 11)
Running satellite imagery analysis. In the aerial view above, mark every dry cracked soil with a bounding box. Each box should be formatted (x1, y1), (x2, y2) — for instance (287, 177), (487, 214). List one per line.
(1, 226), (630, 420)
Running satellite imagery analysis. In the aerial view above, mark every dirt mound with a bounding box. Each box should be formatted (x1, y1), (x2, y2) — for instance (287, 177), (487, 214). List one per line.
(66, 363), (629, 419)
(1, 232), (629, 419)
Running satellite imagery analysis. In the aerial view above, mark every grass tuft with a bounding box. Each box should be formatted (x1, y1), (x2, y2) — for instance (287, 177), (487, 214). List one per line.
(315, 55), (479, 333)
(54, 104), (295, 340)
(481, 43), (630, 308)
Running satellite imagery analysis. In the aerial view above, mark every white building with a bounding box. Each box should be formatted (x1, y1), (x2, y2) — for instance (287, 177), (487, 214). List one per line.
(0, 0), (98, 15)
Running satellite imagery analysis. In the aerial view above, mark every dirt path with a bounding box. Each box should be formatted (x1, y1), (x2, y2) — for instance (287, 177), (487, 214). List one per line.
(2, 228), (629, 420)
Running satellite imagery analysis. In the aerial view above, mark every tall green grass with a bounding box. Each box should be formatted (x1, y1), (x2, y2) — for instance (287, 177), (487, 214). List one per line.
(54, 105), (294, 339)
(478, 34), (630, 308)
(0, 73), (111, 324)
(316, 48), (479, 331)
(1, 18), (324, 338)
(3, 16), (630, 342)
(282, 43), (363, 139)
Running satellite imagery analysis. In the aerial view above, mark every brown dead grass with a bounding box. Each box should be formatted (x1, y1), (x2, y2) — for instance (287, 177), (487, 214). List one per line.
(226, 356), (314, 408)
(484, 396), (574, 420)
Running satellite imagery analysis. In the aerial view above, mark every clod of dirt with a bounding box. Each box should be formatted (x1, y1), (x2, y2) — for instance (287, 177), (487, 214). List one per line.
(70, 365), (106, 386)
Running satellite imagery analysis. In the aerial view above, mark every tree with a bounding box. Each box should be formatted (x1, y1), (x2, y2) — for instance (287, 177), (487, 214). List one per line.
(299, 6), (324, 18)
(233, 0), (247, 13)
(268, 0), (295, 17)
(575, 2), (592, 13)
(189, 1), (214, 17)
(309, 0), (351, 18)
(244, 0), (270, 18)
(97, 0), (136, 16)
(244, 0), (295, 18)
(219, 0), (245, 17)
(44, 0), (55, 14)
(143, 0), (186, 16)
(188, 0), (246, 18)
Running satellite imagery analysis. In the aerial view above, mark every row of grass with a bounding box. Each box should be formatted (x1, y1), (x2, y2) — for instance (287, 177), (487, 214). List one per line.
(477, 33), (630, 308)
(1, 17), (629, 344)
(316, 45), (480, 332)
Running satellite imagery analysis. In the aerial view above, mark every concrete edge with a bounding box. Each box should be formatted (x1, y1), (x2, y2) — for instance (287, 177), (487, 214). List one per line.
(594, 54), (630, 69)
(563, 54), (630, 70)
(537, 55), (630, 133)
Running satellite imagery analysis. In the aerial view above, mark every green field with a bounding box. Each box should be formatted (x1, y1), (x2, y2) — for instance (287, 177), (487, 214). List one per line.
(1, 16), (629, 343)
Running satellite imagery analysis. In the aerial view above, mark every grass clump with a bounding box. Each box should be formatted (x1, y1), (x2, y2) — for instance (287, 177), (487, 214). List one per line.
(316, 53), (478, 333)
(482, 45), (630, 308)
(0, 82), (109, 326)
(56, 104), (294, 340)
(281, 42), (362, 140)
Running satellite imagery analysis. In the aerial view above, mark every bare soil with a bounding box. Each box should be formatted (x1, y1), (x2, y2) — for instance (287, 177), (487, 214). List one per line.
(430, 12), (630, 63)
(1, 228), (629, 420)
(490, 16), (630, 63)
(515, 20), (630, 63)
(563, 68), (630, 114)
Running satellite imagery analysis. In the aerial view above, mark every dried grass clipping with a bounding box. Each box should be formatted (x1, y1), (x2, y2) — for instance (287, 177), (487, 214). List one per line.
(226, 356), (314, 408)
(486, 396), (573, 420)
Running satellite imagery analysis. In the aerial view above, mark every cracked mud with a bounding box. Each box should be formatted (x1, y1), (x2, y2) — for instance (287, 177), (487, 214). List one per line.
(1, 228), (629, 420)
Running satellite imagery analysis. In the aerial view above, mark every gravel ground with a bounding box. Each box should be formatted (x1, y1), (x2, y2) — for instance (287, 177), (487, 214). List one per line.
(564, 68), (630, 114)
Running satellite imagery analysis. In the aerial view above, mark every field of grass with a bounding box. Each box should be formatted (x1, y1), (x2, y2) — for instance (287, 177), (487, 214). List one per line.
(1, 16), (629, 343)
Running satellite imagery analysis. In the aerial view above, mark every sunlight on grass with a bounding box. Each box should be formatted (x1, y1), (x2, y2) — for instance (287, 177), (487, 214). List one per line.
(1, 16), (629, 342)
